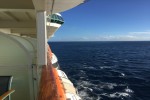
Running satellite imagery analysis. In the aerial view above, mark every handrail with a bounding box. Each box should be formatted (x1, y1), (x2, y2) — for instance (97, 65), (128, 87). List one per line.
(0, 89), (15, 100)
(38, 46), (66, 100)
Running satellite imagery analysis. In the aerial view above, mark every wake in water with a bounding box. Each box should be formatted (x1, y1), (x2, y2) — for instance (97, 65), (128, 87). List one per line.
(76, 66), (134, 100)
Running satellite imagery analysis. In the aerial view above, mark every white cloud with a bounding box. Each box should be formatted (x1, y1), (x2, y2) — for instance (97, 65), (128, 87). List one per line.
(96, 35), (138, 41)
(129, 31), (150, 35)
(82, 37), (89, 40)
(90, 31), (150, 41)
(50, 31), (150, 41)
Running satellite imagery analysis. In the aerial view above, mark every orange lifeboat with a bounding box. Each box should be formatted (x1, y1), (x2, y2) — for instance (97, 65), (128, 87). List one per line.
(38, 46), (81, 100)
(38, 46), (66, 100)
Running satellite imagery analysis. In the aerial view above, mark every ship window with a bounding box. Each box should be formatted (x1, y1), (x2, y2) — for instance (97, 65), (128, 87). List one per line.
(51, 14), (55, 19)
(55, 15), (58, 23)
(59, 16), (64, 21)
(51, 19), (55, 23)
(58, 20), (62, 24)
(57, 16), (61, 20)
(55, 15), (60, 23)
(60, 21), (64, 24)
(58, 16), (63, 21)
(47, 14), (64, 24)
(55, 15), (57, 19)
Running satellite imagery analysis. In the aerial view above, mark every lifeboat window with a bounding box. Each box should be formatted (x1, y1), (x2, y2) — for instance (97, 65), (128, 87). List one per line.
(52, 62), (59, 68)
(61, 71), (68, 78)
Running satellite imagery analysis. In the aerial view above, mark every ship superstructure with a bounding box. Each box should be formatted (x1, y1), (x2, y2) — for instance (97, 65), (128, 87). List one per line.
(0, 0), (87, 100)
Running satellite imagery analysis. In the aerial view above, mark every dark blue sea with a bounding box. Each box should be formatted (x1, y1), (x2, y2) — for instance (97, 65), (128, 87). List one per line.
(48, 41), (150, 100)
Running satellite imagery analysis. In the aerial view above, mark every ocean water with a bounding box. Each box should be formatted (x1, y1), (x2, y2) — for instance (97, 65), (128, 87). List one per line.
(48, 41), (150, 100)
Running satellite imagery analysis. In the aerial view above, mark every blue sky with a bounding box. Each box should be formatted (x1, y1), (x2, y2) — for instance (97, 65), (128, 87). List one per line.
(49, 0), (150, 41)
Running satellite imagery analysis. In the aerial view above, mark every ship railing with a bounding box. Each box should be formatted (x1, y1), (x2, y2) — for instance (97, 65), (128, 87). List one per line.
(0, 76), (15, 100)
(0, 90), (15, 100)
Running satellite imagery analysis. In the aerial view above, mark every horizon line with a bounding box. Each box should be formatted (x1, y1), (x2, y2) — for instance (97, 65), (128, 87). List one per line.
(48, 40), (150, 42)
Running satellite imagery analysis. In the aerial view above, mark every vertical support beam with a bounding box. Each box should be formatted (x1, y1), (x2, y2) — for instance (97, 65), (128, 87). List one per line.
(37, 11), (47, 66)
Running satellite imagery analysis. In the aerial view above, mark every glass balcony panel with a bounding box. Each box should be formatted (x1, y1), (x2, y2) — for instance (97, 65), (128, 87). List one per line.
(47, 14), (64, 24)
